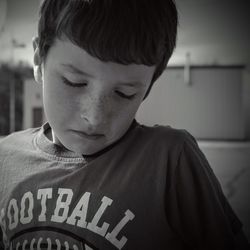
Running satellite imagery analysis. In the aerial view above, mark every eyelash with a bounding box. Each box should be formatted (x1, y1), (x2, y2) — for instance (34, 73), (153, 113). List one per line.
(115, 91), (136, 100)
(62, 77), (87, 88)
(61, 77), (136, 100)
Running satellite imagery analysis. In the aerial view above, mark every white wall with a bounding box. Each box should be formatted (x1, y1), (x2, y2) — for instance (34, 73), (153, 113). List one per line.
(136, 66), (245, 140)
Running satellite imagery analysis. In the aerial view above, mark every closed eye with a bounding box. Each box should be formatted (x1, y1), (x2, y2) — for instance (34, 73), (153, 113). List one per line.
(115, 91), (136, 100)
(61, 77), (87, 88)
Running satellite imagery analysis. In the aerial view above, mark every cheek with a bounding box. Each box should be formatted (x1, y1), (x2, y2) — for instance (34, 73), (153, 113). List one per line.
(43, 77), (76, 123)
(111, 96), (140, 116)
(112, 99), (142, 126)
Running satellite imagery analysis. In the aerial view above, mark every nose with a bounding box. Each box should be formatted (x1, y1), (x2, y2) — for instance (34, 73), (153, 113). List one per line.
(80, 94), (110, 131)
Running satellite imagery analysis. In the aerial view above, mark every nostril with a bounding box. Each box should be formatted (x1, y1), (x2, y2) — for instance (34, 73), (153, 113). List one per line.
(80, 114), (86, 119)
(80, 110), (107, 126)
(79, 114), (104, 131)
(79, 97), (110, 128)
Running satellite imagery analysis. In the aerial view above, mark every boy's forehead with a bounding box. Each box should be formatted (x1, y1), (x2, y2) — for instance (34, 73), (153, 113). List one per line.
(47, 38), (156, 82)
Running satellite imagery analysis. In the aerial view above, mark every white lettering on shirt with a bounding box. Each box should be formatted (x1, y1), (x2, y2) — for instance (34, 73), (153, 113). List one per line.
(20, 191), (34, 224)
(37, 188), (52, 222)
(1, 188), (135, 249)
(7, 198), (18, 230)
(106, 210), (135, 249)
(66, 192), (90, 228)
(87, 196), (113, 236)
(51, 188), (73, 223)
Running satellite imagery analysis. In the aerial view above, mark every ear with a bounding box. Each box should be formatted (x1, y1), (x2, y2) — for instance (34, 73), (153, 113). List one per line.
(32, 37), (43, 84)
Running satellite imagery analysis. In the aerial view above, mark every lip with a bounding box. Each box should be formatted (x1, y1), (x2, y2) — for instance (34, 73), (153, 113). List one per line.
(71, 130), (104, 140)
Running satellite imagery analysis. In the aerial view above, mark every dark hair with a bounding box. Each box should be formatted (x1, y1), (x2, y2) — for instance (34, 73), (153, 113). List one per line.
(37, 0), (178, 97)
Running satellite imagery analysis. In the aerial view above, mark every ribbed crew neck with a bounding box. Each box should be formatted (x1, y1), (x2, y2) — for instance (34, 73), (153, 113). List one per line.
(34, 120), (138, 162)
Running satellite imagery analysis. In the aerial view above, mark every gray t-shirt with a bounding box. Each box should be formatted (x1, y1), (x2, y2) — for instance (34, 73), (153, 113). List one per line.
(0, 122), (242, 249)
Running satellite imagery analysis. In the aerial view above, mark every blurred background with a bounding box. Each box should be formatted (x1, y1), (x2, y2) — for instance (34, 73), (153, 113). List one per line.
(0, 0), (250, 240)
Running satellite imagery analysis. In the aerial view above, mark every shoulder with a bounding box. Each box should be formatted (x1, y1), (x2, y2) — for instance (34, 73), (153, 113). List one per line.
(136, 123), (196, 149)
(132, 122), (201, 165)
(0, 127), (40, 154)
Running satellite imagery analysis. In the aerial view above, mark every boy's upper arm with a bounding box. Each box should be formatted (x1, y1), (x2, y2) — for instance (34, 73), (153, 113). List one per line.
(165, 130), (248, 249)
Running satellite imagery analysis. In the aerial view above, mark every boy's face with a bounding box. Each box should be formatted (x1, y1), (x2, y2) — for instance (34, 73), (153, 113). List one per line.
(34, 38), (156, 155)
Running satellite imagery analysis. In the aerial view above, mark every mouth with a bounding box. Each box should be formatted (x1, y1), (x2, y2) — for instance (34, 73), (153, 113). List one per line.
(71, 130), (104, 140)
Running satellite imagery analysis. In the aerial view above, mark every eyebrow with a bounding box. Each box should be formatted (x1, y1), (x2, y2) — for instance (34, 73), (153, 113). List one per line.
(60, 63), (93, 78)
(60, 63), (145, 87)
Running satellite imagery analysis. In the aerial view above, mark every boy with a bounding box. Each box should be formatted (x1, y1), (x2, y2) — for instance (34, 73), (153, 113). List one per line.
(0, 0), (249, 249)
